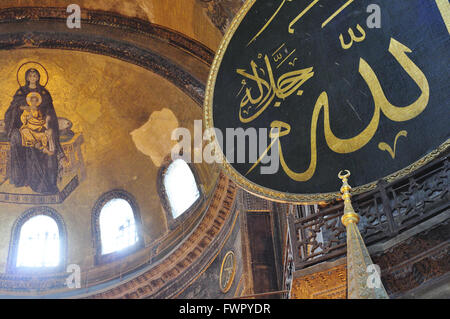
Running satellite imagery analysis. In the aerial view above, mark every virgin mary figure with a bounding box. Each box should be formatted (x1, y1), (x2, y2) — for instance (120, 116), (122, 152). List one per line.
(4, 67), (64, 194)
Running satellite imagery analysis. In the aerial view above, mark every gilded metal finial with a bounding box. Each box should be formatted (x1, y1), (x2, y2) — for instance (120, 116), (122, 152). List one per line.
(337, 170), (389, 299)
(338, 170), (360, 227)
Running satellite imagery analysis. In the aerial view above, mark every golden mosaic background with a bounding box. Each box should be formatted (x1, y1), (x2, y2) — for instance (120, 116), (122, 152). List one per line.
(0, 49), (218, 272)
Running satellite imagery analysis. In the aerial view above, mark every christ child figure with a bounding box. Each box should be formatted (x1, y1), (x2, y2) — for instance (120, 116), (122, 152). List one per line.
(20, 92), (54, 155)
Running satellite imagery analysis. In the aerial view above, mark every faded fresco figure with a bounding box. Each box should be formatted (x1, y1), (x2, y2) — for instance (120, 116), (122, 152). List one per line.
(4, 68), (64, 194)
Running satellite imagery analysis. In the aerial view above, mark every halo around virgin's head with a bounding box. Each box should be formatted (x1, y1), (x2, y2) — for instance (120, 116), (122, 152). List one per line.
(17, 61), (49, 88)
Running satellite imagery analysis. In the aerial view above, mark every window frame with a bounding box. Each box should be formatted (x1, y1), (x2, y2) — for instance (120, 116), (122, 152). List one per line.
(157, 157), (204, 230)
(7, 206), (67, 274)
(92, 189), (144, 265)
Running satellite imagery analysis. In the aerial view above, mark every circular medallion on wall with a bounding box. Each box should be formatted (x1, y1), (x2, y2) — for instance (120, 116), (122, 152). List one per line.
(219, 251), (236, 293)
(204, 0), (450, 203)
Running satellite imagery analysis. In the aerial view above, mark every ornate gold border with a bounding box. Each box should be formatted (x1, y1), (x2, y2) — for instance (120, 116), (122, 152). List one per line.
(219, 250), (236, 293)
(172, 208), (240, 298)
(204, 0), (450, 203)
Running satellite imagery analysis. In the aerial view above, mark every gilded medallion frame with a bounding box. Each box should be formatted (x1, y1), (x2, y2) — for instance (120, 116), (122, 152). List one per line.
(203, 0), (450, 204)
(219, 250), (236, 293)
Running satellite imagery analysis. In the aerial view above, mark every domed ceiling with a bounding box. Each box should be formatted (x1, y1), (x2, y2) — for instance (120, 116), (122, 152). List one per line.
(0, 0), (240, 296)
(0, 48), (218, 270)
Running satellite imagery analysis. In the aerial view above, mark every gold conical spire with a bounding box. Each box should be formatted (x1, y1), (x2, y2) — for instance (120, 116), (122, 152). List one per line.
(338, 170), (389, 299)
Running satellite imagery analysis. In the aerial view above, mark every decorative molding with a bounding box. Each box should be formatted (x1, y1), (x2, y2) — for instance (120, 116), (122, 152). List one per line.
(170, 208), (241, 299)
(0, 272), (68, 291)
(291, 264), (347, 299)
(0, 7), (214, 64)
(0, 7), (213, 106)
(85, 173), (237, 299)
(241, 190), (272, 212)
(372, 218), (450, 297)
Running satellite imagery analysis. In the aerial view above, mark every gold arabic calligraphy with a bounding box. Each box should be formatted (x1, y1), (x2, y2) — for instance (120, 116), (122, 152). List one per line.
(237, 54), (314, 123)
(245, 38), (430, 181)
(248, 0), (357, 45)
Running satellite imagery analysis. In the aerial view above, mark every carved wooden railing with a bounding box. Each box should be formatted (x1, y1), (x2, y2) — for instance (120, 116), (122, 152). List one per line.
(289, 154), (450, 270)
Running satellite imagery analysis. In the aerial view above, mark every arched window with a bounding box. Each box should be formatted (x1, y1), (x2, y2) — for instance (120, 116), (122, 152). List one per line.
(99, 198), (138, 255)
(17, 215), (60, 268)
(92, 190), (143, 264)
(8, 207), (66, 273)
(163, 159), (200, 219)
